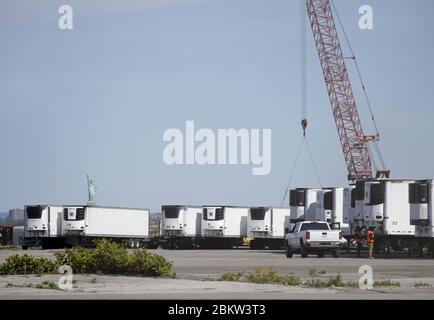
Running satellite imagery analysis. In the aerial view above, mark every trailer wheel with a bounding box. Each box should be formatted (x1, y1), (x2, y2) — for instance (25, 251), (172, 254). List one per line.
(169, 239), (176, 250)
(128, 239), (135, 249)
(332, 248), (340, 258)
(22, 245), (28, 250)
(134, 240), (141, 249)
(250, 240), (256, 250)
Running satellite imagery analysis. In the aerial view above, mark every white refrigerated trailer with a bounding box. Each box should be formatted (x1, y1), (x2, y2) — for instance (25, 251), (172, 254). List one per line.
(247, 207), (290, 249)
(22, 205), (78, 249)
(409, 179), (434, 257)
(289, 188), (321, 225)
(363, 179), (416, 252)
(315, 187), (350, 234)
(63, 206), (151, 248)
(343, 185), (356, 228)
(201, 206), (248, 248)
(354, 180), (366, 225)
(160, 205), (202, 249)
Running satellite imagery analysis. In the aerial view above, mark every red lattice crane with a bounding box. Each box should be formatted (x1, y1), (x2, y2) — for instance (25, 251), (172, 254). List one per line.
(305, 0), (389, 181)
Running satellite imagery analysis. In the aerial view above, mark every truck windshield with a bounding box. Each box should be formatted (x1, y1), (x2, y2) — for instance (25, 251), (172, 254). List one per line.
(164, 207), (180, 219)
(300, 223), (329, 231)
(250, 208), (266, 220)
(26, 206), (43, 219)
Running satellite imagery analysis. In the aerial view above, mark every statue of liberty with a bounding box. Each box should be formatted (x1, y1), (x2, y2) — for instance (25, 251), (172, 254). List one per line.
(87, 174), (96, 205)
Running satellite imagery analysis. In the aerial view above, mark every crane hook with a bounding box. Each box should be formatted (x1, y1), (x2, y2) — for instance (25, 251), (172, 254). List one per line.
(301, 119), (307, 137)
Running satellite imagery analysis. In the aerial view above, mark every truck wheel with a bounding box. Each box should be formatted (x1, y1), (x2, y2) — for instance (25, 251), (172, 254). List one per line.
(333, 248), (340, 258)
(128, 239), (135, 249)
(317, 251), (325, 258)
(22, 245), (28, 250)
(134, 240), (141, 249)
(300, 244), (308, 258)
(250, 240), (256, 250)
(285, 242), (293, 258)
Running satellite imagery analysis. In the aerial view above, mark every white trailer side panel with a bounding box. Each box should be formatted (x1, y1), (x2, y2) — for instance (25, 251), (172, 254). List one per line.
(224, 207), (248, 237)
(84, 207), (149, 238)
(384, 182), (415, 235)
(305, 189), (320, 221)
(48, 206), (64, 237)
(271, 208), (290, 238)
(184, 207), (202, 237)
(343, 187), (355, 224)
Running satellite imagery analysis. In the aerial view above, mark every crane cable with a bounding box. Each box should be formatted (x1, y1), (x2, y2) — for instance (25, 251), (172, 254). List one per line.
(281, 0), (324, 207)
(330, 0), (387, 171)
(280, 136), (324, 207)
(280, 137), (304, 207)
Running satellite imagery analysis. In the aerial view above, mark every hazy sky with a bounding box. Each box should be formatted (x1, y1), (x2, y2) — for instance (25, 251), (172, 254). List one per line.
(1, 0), (434, 212)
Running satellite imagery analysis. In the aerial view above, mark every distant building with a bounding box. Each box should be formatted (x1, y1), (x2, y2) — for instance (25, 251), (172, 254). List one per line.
(9, 208), (24, 221)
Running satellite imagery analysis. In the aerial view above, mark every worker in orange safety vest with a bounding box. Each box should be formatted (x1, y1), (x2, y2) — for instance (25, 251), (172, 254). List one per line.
(367, 227), (375, 259)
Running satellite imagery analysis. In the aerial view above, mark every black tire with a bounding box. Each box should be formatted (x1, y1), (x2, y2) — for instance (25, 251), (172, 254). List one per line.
(250, 240), (257, 250)
(128, 239), (135, 249)
(134, 239), (141, 249)
(300, 244), (308, 258)
(148, 242), (159, 249)
(22, 245), (28, 250)
(333, 248), (341, 258)
(285, 242), (293, 258)
(317, 251), (325, 258)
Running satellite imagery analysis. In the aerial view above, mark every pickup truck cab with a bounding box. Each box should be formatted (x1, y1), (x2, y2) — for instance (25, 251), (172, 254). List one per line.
(284, 221), (343, 258)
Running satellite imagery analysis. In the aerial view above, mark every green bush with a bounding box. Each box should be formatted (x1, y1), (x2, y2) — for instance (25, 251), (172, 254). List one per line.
(128, 250), (175, 277)
(54, 246), (96, 273)
(0, 254), (58, 275)
(225, 267), (302, 286)
(414, 282), (431, 288)
(245, 267), (280, 284)
(373, 279), (400, 287)
(220, 272), (243, 282)
(1, 240), (175, 278)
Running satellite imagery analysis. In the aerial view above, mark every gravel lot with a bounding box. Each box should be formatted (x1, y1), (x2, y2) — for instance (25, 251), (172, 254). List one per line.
(1, 248), (434, 299)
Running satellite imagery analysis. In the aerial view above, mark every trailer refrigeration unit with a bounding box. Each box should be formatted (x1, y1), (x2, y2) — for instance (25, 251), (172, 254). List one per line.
(409, 179), (434, 257)
(289, 188), (321, 225)
(247, 207), (290, 249)
(63, 206), (151, 248)
(160, 205), (202, 249)
(316, 187), (350, 234)
(22, 205), (76, 249)
(201, 206), (248, 249)
(363, 179), (416, 252)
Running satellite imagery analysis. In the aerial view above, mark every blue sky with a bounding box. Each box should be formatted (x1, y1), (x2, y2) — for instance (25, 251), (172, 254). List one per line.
(1, 0), (434, 212)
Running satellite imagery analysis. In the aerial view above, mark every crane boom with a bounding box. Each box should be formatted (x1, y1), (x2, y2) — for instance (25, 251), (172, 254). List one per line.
(305, 0), (386, 181)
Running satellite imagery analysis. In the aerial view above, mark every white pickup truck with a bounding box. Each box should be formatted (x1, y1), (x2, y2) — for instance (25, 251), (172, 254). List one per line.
(284, 221), (343, 258)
